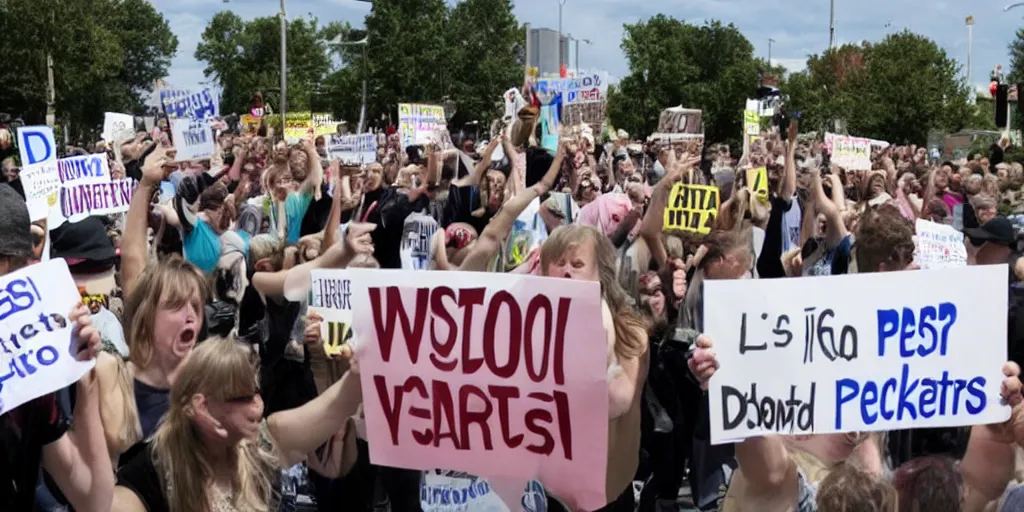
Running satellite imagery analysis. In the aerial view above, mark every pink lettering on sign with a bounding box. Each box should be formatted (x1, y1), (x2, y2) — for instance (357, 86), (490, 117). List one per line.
(348, 270), (609, 511)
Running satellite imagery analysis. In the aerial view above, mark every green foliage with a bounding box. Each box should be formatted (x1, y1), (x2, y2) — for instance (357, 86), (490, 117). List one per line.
(785, 31), (970, 145)
(607, 15), (758, 145)
(0, 0), (177, 137)
(195, 12), (331, 116)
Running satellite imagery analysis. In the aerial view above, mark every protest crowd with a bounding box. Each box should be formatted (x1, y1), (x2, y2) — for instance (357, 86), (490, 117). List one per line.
(8, 73), (1024, 512)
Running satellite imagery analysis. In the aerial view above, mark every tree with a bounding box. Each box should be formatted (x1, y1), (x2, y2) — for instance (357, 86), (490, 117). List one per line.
(0, 0), (177, 138)
(786, 31), (970, 144)
(444, 0), (522, 127)
(607, 16), (759, 145)
(362, 0), (449, 123)
(195, 12), (331, 116)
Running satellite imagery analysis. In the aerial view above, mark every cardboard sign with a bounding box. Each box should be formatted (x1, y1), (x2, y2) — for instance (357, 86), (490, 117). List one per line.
(534, 72), (609, 106)
(160, 89), (219, 120)
(102, 113), (136, 143)
(746, 167), (768, 201)
(347, 269), (609, 511)
(18, 126), (59, 221)
(0, 259), (96, 415)
(309, 269), (357, 358)
(823, 133), (888, 171)
(664, 184), (719, 234)
(51, 179), (135, 227)
(914, 219), (967, 270)
(398, 103), (447, 148)
(704, 265), (1009, 444)
(57, 154), (111, 187)
(328, 134), (378, 165)
(170, 118), (215, 161)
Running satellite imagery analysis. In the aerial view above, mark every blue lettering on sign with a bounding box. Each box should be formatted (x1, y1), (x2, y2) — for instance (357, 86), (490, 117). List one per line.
(19, 127), (55, 165)
(834, 364), (986, 429)
(0, 277), (43, 323)
(57, 155), (108, 184)
(877, 303), (957, 358)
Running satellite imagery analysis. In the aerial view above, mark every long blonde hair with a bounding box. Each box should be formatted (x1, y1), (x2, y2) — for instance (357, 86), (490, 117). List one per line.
(123, 256), (209, 369)
(151, 337), (278, 512)
(540, 224), (648, 359)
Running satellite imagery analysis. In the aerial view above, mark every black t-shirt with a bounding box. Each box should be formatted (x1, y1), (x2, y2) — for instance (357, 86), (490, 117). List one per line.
(300, 183), (333, 237)
(443, 183), (493, 235)
(757, 195), (791, 279)
(0, 393), (70, 511)
(116, 443), (170, 512)
(371, 188), (429, 269)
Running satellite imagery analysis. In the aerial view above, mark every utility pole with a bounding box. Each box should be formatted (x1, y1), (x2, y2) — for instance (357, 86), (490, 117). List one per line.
(768, 38), (775, 68)
(829, 0), (836, 49)
(524, 23), (531, 82)
(46, 5), (55, 127)
(279, 0), (287, 137)
(558, 0), (566, 69)
(967, 15), (975, 104)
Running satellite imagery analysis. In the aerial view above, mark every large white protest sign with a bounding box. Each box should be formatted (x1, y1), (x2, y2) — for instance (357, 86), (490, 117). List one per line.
(704, 265), (1009, 445)
(398, 103), (447, 148)
(170, 118), (215, 160)
(328, 134), (377, 165)
(915, 219), (968, 270)
(103, 113), (136, 143)
(49, 178), (136, 227)
(160, 89), (219, 120)
(17, 126), (59, 221)
(0, 259), (96, 415)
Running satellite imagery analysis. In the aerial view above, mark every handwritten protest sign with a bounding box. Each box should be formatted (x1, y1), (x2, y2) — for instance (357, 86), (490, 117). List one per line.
(664, 184), (719, 234)
(0, 259), (96, 415)
(398, 103), (447, 148)
(18, 126), (59, 221)
(347, 270), (609, 510)
(160, 89), (219, 120)
(50, 179), (135, 227)
(746, 167), (768, 202)
(535, 72), (609, 106)
(57, 154), (111, 186)
(170, 118), (215, 161)
(328, 134), (378, 165)
(914, 219), (968, 270)
(743, 110), (759, 137)
(704, 265), (1008, 445)
(103, 113), (136, 143)
(823, 132), (889, 171)
(312, 114), (338, 138)
(309, 269), (357, 357)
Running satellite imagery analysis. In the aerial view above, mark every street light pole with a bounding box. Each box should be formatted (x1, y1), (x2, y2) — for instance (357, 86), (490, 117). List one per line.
(829, 0), (835, 49)
(967, 15), (975, 104)
(329, 35), (370, 133)
(558, 0), (566, 70)
(280, 0), (287, 135)
(768, 38), (775, 68)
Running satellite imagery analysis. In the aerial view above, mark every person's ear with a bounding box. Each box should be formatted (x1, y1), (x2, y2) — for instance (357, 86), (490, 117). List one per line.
(255, 258), (273, 272)
(190, 393), (229, 440)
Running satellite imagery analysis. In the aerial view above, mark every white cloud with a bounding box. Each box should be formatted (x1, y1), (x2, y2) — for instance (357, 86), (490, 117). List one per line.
(151, 0), (1020, 102)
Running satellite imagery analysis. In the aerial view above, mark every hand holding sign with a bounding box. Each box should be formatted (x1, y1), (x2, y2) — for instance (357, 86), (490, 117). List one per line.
(687, 335), (719, 390)
(985, 362), (1024, 444)
(142, 145), (175, 186)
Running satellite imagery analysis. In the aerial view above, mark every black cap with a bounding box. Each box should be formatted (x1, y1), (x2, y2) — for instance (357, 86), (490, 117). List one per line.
(0, 184), (32, 258)
(49, 217), (117, 273)
(964, 216), (1016, 247)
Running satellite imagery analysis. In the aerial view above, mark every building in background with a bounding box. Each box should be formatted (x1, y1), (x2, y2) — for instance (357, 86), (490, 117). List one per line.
(529, 28), (569, 77)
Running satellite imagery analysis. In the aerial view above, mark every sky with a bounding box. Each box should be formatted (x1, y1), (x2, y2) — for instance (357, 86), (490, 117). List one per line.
(150, 0), (1022, 98)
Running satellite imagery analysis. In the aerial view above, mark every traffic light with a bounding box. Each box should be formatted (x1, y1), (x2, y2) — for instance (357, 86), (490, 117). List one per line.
(996, 84), (1009, 127)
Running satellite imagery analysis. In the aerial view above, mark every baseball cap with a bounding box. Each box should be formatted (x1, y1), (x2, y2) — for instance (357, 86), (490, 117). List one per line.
(964, 216), (1016, 247)
(0, 184), (32, 258)
(50, 217), (117, 274)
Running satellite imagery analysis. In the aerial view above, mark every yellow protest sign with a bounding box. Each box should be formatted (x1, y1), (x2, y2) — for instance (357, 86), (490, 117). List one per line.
(323, 318), (354, 357)
(664, 184), (719, 234)
(743, 110), (759, 136)
(747, 167), (769, 202)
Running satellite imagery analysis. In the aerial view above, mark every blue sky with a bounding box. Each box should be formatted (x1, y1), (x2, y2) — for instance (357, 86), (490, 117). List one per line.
(151, 0), (1022, 97)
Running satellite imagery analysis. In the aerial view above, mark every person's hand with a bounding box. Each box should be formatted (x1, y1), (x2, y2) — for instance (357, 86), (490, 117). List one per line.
(983, 362), (1024, 444)
(687, 335), (718, 390)
(303, 312), (323, 346)
(142, 144), (173, 186)
(828, 173), (843, 192)
(69, 303), (100, 362)
(671, 258), (687, 300)
(787, 118), (799, 144)
(345, 223), (376, 256)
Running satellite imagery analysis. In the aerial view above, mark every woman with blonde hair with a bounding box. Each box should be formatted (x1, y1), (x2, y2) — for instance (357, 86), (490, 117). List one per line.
(112, 336), (362, 512)
(538, 223), (649, 510)
(95, 145), (212, 465)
